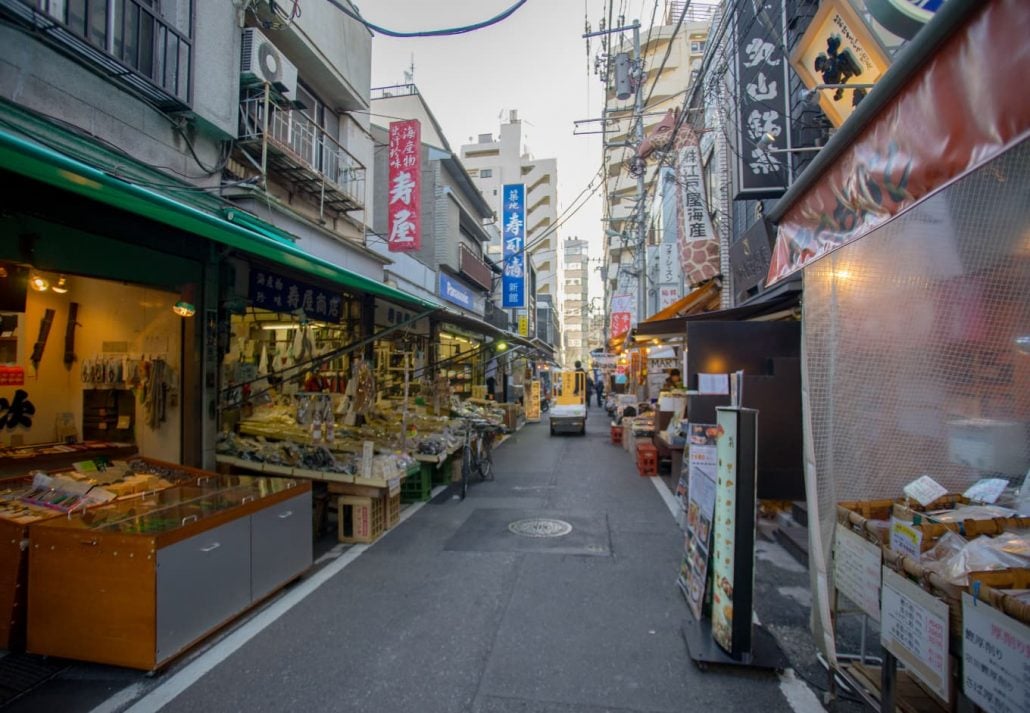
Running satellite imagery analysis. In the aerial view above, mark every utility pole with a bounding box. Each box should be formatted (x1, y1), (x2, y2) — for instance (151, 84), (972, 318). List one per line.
(585, 20), (647, 329)
(631, 21), (646, 326)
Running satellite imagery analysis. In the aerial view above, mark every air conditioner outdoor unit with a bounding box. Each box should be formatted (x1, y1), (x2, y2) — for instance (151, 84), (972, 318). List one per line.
(240, 28), (298, 96)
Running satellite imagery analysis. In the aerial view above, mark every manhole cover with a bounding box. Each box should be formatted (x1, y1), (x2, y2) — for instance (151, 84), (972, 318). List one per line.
(507, 518), (573, 538)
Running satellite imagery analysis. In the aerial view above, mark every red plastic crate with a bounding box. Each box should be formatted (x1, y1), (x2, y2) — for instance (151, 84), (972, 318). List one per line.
(610, 424), (623, 445)
(636, 443), (657, 476)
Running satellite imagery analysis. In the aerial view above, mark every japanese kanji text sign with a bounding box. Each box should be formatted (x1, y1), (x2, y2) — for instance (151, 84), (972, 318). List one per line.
(501, 184), (526, 308)
(735, 0), (790, 199)
(387, 120), (421, 251)
(676, 130), (720, 286)
(249, 268), (343, 323)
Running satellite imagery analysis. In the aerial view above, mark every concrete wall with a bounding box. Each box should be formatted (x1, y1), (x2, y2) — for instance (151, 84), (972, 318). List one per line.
(0, 25), (223, 185)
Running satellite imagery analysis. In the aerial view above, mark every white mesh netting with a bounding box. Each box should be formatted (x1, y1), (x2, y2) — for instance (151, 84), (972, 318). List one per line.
(803, 139), (1030, 653)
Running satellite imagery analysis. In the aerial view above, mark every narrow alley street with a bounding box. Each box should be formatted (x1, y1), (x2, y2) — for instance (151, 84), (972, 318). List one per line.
(7, 406), (827, 713)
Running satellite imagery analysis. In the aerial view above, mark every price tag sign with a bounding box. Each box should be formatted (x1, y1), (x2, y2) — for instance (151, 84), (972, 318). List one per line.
(881, 567), (950, 703)
(890, 517), (924, 560)
(962, 592), (1030, 713)
(388, 477), (400, 497)
(834, 524), (882, 621)
(903, 475), (948, 507)
(962, 478), (1008, 504)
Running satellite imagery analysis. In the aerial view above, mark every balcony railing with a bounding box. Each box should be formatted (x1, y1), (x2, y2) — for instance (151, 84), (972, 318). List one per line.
(238, 91), (366, 215)
(1, 0), (192, 111)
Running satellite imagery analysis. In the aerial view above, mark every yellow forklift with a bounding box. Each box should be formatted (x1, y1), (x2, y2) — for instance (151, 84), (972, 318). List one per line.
(549, 369), (587, 436)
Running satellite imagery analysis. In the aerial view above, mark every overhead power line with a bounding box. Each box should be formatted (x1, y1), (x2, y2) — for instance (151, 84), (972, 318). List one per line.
(323, 0), (529, 38)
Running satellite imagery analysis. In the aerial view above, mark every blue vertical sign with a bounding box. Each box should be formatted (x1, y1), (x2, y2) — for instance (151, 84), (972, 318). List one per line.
(501, 183), (525, 308)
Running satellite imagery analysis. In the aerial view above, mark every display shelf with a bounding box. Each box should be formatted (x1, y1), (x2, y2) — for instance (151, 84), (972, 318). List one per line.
(214, 455), (356, 485)
(0, 441), (138, 478)
(27, 474), (312, 670)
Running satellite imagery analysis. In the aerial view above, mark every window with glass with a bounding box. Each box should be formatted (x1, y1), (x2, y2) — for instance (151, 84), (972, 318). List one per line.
(36, 0), (193, 105)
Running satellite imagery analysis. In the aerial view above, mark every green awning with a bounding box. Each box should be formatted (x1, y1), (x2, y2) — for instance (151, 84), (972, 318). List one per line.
(0, 125), (438, 310)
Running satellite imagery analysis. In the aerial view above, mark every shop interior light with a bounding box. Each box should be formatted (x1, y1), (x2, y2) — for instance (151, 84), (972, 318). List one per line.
(51, 276), (69, 294)
(172, 284), (196, 318)
(29, 273), (49, 292)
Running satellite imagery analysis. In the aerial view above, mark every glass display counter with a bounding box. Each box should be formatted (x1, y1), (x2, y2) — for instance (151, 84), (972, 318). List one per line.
(27, 474), (311, 670)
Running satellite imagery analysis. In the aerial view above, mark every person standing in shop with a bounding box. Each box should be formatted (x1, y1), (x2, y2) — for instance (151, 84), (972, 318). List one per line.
(663, 368), (683, 390)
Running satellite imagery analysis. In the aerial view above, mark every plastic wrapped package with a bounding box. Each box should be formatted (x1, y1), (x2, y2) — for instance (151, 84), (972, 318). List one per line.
(922, 531), (1030, 585)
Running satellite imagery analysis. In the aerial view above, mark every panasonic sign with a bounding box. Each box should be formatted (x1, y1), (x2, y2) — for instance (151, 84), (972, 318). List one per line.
(439, 273), (473, 309)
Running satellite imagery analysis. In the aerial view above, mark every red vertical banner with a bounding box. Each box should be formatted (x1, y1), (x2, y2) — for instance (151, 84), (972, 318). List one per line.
(387, 119), (421, 252)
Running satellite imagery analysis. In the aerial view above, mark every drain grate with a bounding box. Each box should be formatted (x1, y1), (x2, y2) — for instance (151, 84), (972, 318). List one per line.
(0, 653), (67, 706)
(507, 518), (573, 538)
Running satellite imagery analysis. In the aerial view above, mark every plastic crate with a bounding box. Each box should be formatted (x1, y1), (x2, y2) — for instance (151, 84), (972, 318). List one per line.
(337, 495), (385, 544)
(401, 466), (432, 503)
(610, 424), (623, 445)
(636, 443), (657, 476)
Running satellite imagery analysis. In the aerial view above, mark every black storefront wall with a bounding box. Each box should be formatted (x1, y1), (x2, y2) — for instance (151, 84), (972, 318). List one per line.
(685, 321), (803, 500)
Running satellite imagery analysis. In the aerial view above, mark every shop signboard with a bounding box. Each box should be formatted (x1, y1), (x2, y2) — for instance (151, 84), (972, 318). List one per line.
(833, 523), (882, 621)
(517, 315), (529, 337)
(676, 130), (720, 284)
(679, 424), (719, 620)
(249, 268), (343, 323)
(790, 0), (891, 128)
(962, 592), (1030, 713)
(610, 292), (634, 338)
(438, 273), (473, 310)
(501, 184), (526, 308)
(710, 407), (759, 657)
(734, 0), (791, 199)
(768, 0), (1029, 285)
(526, 380), (541, 422)
(881, 566), (950, 702)
(387, 119), (421, 252)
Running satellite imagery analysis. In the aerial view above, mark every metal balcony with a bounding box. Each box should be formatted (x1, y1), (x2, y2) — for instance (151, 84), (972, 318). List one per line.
(238, 91), (365, 215)
(1, 0), (193, 111)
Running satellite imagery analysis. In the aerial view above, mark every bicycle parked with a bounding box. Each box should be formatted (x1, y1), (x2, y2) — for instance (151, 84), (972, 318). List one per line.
(459, 417), (499, 500)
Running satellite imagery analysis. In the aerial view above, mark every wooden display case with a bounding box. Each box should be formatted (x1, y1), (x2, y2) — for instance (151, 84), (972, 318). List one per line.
(27, 474), (312, 670)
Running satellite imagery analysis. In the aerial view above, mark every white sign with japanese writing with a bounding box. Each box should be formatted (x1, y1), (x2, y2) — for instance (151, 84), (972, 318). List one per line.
(881, 567), (950, 702)
(890, 517), (924, 560)
(962, 592), (1030, 713)
(903, 475), (948, 507)
(833, 524), (882, 621)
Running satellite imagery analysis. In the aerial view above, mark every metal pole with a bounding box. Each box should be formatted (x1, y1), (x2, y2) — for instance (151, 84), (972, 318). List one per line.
(632, 20), (646, 327)
(261, 82), (270, 189)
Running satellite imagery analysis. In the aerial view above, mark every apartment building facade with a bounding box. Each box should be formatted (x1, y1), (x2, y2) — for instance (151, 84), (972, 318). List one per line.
(461, 111), (562, 350)
(562, 237), (590, 367)
(601, 4), (712, 323)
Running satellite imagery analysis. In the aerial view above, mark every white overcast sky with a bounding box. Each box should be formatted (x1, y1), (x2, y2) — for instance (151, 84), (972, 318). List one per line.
(368, 0), (643, 303)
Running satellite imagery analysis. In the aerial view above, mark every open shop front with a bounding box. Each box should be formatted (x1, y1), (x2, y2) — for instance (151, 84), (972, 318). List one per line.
(0, 116), (325, 668)
(763, 1), (1030, 710)
(0, 111), (434, 668)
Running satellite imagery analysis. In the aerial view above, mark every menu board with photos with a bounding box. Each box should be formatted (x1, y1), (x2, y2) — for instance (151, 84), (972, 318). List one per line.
(678, 424), (719, 619)
(710, 411), (738, 652)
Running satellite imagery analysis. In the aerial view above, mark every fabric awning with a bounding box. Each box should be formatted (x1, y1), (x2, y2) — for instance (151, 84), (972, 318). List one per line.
(0, 123), (438, 310)
(633, 284), (801, 338)
(640, 281), (721, 323)
(434, 309), (509, 341)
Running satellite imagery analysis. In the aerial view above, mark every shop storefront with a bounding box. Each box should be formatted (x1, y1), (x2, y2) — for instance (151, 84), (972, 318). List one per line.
(0, 104), (447, 665)
(762, 1), (1030, 709)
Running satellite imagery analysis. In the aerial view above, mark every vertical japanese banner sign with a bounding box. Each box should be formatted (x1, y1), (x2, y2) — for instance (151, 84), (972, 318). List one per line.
(609, 293), (634, 338)
(387, 120), (421, 251)
(676, 129), (720, 286)
(735, 0), (790, 200)
(501, 184), (526, 308)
